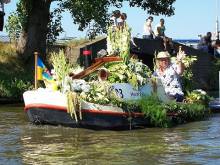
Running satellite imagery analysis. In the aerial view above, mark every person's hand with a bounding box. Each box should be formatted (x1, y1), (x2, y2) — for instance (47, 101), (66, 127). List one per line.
(176, 50), (186, 62)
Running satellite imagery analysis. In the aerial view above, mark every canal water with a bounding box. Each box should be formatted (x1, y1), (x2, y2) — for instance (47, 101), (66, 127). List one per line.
(1, 104), (220, 165)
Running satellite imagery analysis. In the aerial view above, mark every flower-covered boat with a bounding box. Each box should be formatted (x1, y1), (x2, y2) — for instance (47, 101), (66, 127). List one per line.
(23, 84), (159, 129)
(23, 55), (171, 129)
(23, 22), (209, 130)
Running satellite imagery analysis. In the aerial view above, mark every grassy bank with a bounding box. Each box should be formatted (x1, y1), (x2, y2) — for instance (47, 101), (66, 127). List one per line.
(0, 42), (33, 101)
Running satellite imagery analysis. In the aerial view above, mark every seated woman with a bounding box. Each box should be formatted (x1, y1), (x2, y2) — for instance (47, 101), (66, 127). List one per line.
(154, 18), (175, 54)
(153, 50), (186, 102)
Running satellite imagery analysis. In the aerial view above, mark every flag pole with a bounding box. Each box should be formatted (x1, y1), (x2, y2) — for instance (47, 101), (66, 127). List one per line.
(34, 52), (38, 89)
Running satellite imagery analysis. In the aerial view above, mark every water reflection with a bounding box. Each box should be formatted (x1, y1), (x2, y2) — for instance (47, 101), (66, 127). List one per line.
(1, 105), (220, 164)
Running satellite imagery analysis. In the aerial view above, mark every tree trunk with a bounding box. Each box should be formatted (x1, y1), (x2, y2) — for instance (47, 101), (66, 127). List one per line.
(17, 0), (51, 62)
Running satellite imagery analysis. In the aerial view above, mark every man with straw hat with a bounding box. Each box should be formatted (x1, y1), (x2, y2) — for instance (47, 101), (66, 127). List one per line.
(153, 49), (186, 102)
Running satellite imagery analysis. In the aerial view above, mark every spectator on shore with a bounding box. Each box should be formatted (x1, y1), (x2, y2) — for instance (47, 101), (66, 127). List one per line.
(153, 49), (186, 102)
(154, 18), (175, 54)
(198, 32), (214, 55)
(204, 32), (214, 54)
(213, 39), (220, 57)
(143, 16), (154, 39)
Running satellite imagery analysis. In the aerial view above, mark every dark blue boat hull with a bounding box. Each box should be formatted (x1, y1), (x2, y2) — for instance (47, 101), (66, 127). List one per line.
(25, 105), (151, 130)
(209, 98), (220, 112)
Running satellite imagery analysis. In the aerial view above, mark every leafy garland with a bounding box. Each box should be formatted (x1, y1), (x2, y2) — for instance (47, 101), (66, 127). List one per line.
(104, 58), (152, 89)
(106, 24), (131, 63)
(126, 95), (207, 127)
(171, 55), (197, 92)
(49, 50), (71, 91)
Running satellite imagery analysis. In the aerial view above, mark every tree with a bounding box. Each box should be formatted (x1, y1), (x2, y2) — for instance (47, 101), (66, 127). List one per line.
(7, 0), (176, 62)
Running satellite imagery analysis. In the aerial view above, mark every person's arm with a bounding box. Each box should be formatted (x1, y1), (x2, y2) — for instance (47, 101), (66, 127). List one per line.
(154, 24), (159, 37)
(175, 50), (186, 75)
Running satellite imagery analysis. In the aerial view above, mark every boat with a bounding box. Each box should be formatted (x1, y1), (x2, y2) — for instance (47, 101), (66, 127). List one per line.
(23, 22), (209, 129)
(23, 88), (149, 129)
(209, 98), (220, 112)
(23, 81), (173, 130)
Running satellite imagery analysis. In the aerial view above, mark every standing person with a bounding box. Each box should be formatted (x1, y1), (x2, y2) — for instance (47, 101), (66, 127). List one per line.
(154, 18), (175, 53)
(143, 16), (154, 39)
(204, 32), (214, 54)
(153, 49), (186, 102)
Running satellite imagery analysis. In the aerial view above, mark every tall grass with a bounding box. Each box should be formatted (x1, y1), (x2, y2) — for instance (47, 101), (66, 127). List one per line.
(0, 42), (16, 57)
(0, 42), (33, 100)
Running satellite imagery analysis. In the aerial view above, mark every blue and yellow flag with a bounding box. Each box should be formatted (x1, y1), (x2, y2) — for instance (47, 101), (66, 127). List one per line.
(37, 57), (57, 90)
(37, 57), (46, 80)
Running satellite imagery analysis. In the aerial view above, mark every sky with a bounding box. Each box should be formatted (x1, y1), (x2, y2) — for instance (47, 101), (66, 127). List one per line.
(1, 0), (219, 39)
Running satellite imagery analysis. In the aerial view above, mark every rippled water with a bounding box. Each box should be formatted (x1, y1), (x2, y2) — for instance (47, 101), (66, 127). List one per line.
(1, 104), (220, 165)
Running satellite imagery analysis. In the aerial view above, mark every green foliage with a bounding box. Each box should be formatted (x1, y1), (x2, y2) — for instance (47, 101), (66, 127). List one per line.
(102, 59), (151, 89)
(171, 55), (197, 92)
(181, 55), (197, 92)
(0, 42), (34, 99)
(138, 95), (170, 127)
(6, 0), (63, 44)
(129, 0), (176, 16)
(5, 0), (28, 42)
(80, 82), (114, 105)
(164, 101), (206, 121)
(49, 50), (71, 90)
(185, 89), (212, 105)
(0, 78), (33, 99)
(5, 13), (22, 42)
(47, 4), (64, 44)
(107, 24), (131, 62)
(118, 95), (207, 128)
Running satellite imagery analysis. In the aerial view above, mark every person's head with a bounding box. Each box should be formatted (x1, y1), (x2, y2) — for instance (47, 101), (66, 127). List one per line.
(147, 16), (153, 22)
(160, 18), (165, 25)
(206, 32), (212, 38)
(156, 51), (170, 69)
(121, 13), (127, 21)
(112, 10), (121, 18)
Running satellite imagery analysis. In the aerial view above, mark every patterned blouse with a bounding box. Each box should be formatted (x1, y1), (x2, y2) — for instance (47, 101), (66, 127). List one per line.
(154, 63), (184, 96)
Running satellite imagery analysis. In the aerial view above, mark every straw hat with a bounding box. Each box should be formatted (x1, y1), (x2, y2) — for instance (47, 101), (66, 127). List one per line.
(156, 51), (170, 59)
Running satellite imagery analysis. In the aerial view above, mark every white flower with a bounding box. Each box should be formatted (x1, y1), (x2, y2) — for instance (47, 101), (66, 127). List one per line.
(193, 89), (206, 95)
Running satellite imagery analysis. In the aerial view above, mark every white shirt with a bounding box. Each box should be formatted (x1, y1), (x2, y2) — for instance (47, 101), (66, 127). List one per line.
(154, 63), (183, 96)
(143, 19), (153, 36)
(110, 16), (118, 27)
